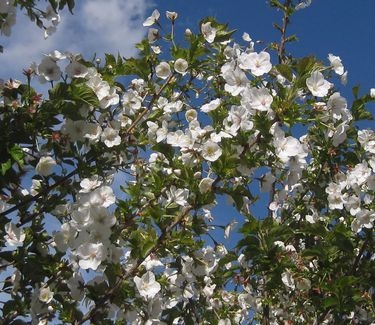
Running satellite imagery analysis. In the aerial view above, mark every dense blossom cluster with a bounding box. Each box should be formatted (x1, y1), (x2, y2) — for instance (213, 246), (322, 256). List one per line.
(1, 1), (375, 324)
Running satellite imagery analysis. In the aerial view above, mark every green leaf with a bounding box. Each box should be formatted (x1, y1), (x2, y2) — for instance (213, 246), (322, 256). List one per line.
(9, 145), (24, 168)
(71, 83), (100, 107)
(323, 296), (339, 309)
(1, 159), (11, 175)
(276, 64), (293, 81)
(352, 98), (374, 120)
(121, 57), (151, 79)
(214, 28), (237, 43)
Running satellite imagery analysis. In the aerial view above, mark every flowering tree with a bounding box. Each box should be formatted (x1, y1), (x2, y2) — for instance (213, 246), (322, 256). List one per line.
(1, 0), (375, 324)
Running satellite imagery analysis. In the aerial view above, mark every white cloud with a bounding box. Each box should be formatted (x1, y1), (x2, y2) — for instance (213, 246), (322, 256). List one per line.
(0, 0), (152, 79)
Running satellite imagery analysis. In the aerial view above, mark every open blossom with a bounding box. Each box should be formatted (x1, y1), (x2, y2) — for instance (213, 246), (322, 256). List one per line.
(39, 286), (54, 304)
(221, 62), (248, 96)
(76, 242), (106, 270)
(274, 136), (307, 164)
(174, 58), (188, 74)
(80, 175), (102, 193)
(5, 222), (25, 246)
(148, 28), (159, 43)
(201, 21), (216, 43)
(38, 56), (61, 82)
(65, 60), (88, 78)
(328, 53), (344, 75)
(351, 209), (375, 233)
(242, 87), (273, 111)
(201, 98), (221, 113)
(306, 71), (332, 97)
(155, 62), (171, 79)
(281, 269), (295, 289)
(84, 186), (116, 208)
(101, 127), (121, 147)
(326, 182), (345, 210)
(201, 141), (222, 162)
(166, 11), (178, 21)
(36, 156), (56, 176)
(143, 9), (160, 27)
(165, 185), (189, 206)
(238, 51), (272, 76)
(199, 177), (215, 194)
(134, 271), (161, 300)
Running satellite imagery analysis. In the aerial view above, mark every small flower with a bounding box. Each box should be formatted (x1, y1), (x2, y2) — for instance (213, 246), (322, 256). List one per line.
(239, 51), (272, 76)
(185, 109), (197, 122)
(4, 222), (25, 246)
(101, 127), (121, 147)
(134, 271), (161, 300)
(165, 185), (189, 206)
(201, 141), (222, 162)
(155, 62), (171, 79)
(370, 88), (375, 98)
(65, 60), (88, 78)
(38, 56), (61, 82)
(143, 9), (160, 27)
(201, 22), (216, 43)
(147, 28), (159, 43)
(201, 98), (221, 113)
(306, 71), (332, 97)
(39, 286), (54, 303)
(76, 242), (106, 270)
(199, 178), (215, 194)
(174, 58), (188, 74)
(281, 269), (295, 289)
(328, 53), (344, 75)
(166, 11), (178, 22)
(36, 156), (56, 176)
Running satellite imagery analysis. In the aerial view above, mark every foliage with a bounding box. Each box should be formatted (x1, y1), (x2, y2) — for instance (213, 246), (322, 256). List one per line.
(1, 0), (375, 324)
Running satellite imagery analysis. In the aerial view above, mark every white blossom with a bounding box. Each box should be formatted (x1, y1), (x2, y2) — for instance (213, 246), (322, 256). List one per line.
(76, 242), (106, 270)
(4, 222), (25, 246)
(201, 141), (222, 162)
(35, 156), (56, 176)
(306, 71), (332, 97)
(201, 21), (216, 43)
(143, 9), (160, 27)
(39, 286), (54, 304)
(328, 53), (344, 75)
(134, 271), (161, 300)
(200, 98), (221, 113)
(238, 51), (272, 76)
(174, 58), (188, 74)
(155, 62), (171, 79)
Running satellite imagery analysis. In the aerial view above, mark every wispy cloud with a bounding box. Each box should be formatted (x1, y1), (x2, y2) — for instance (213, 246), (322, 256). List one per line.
(0, 0), (152, 79)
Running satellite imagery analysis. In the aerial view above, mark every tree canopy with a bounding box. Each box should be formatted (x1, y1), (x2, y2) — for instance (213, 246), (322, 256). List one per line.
(1, 0), (375, 324)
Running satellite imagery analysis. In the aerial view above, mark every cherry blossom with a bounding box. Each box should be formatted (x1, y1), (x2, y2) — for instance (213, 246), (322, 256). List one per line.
(134, 271), (161, 300)
(4, 222), (25, 246)
(155, 61), (171, 79)
(201, 21), (216, 43)
(38, 56), (61, 82)
(174, 58), (188, 74)
(143, 9), (160, 27)
(306, 71), (332, 97)
(76, 242), (106, 270)
(35, 156), (56, 176)
(238, 51), (272, 76)
(201, 141), (223, 162)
